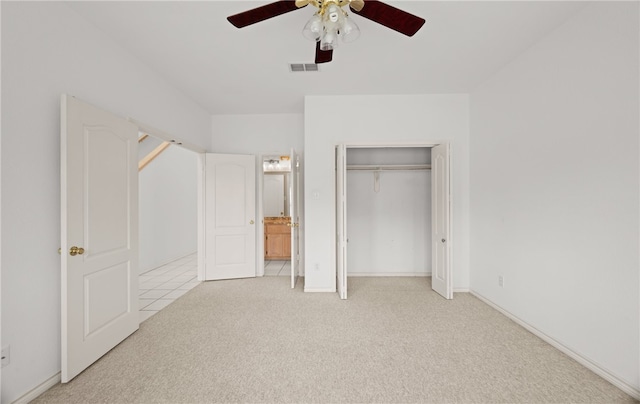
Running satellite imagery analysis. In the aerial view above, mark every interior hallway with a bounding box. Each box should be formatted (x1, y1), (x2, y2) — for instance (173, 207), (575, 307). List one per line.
(138, 253), (199, 322)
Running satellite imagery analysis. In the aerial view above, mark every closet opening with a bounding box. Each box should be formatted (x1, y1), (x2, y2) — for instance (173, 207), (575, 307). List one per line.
(336, 144), (451, 300)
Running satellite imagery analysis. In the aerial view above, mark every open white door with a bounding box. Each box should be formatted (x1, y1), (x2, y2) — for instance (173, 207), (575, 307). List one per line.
(336, 145), (348, 299)
(431, 143), (452, 299)
(61, 95), (139, 382)
(204, 153), (256, 280)
(289, 149), (300, 288)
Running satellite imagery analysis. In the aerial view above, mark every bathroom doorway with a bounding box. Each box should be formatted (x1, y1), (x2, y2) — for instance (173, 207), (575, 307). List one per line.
(260, 151), (301, 287)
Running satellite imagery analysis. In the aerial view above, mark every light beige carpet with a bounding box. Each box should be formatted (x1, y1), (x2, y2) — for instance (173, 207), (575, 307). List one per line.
(34, 277), (636, 403)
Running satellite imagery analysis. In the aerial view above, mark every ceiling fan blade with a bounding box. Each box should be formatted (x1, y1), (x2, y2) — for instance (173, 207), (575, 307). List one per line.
(315, 42), (333, 64)
(350, 0), (425, 37)
(227, 1), (307, 28)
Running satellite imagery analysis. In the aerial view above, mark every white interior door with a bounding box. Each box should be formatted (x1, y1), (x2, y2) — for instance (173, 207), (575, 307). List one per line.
(205, 153), (256, 280)
(431, 143), (452, 299)
(61, 95), (139, 382)
(289, 149), (300, 288)
(336, 145), (348, 299)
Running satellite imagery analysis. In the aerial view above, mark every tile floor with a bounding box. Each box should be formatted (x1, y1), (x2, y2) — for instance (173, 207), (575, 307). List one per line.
(139, 256), (288, 322)
(138, 253), (199, 322)
(264, 260), (291, 276)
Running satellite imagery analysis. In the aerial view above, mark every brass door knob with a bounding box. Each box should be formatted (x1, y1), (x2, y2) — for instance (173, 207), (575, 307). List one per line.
(69, 246), (85, 256)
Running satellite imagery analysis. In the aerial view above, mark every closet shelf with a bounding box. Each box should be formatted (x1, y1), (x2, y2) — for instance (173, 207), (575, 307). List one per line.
(346, 164), (431, 171)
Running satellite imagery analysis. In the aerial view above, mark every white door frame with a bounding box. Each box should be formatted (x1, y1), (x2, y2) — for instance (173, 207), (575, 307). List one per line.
(289, 148), (301, 288)
(335, 141), (453, 299)
(256, 151), (303, 279)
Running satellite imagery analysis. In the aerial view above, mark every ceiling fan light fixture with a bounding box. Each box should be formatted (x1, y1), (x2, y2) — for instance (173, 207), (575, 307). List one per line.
(310, 2), (359, 49)
(302, 13), (323, 41)
(227, 0), (426, 64)
(320, 29), (338, 51)
(326, 4), (341, 23)
(340, 15), (360, 43)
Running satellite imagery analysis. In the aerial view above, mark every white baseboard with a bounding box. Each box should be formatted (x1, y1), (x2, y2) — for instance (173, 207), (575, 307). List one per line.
(12, 371), (61, 404)
(470, 290), (640, 401)
(453, 287), (470, 293)
(348, 272), (430, 277)
(304, 288), (336, 293)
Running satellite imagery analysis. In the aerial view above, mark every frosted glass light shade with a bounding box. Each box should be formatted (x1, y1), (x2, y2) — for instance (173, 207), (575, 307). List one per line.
(302, 4), (360, 49)
(340, 17), (360, 43)
(302, 14), (322, 41)
(320, 29), (338, 51)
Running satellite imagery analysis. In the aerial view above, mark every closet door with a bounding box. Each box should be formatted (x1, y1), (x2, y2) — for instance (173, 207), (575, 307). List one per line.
(336, 145), (348, 299)
(431, 143), (452, 299)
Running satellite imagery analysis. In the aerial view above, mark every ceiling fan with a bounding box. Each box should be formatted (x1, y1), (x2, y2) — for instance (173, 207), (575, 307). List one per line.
(227, 0), (425, 64)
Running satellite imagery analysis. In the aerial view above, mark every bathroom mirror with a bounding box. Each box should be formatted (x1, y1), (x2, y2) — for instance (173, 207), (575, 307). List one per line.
(264, 173), (287, 217)
(263, 155), (291, 217)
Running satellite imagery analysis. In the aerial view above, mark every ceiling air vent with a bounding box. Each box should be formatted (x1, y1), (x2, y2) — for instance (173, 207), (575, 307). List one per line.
(289, 63), (319, 72)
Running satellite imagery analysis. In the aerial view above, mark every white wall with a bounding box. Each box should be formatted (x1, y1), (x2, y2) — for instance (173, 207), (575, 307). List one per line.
(347, 170), (431, 276)
(1, 3), (211, 402)
(211, 114), (303, 155)
(304, 95), (470, 292)
(139, 145), (198, 274)
(470, 2), (639, 393)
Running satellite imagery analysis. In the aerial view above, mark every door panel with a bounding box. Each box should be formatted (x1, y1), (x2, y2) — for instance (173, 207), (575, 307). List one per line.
(205, 154), (256, 280)
(86, 129), (129, 254)
(214, 235), (246, 264)
(215, 164), (248, 226)
(84, 263), (130, 336)
(431, 143), (452, 299)
(336, 145), (347, 299)
(61, 95), (139, 382)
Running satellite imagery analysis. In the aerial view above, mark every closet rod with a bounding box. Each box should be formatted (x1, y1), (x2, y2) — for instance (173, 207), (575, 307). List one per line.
(346, 164), (431, 171)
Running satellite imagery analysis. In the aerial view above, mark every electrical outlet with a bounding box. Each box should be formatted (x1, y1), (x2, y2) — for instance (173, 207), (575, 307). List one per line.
(314, 263), (320, 271)
(1, 346), (10, 368)
(498, 275), (504, 288)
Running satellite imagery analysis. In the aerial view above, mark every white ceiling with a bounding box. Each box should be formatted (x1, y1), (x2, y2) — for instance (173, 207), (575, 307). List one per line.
(66, 1), (587, 115)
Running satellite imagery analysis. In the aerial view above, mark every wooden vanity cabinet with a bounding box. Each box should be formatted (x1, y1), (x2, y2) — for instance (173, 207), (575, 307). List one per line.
(264, 217), (291, 260)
